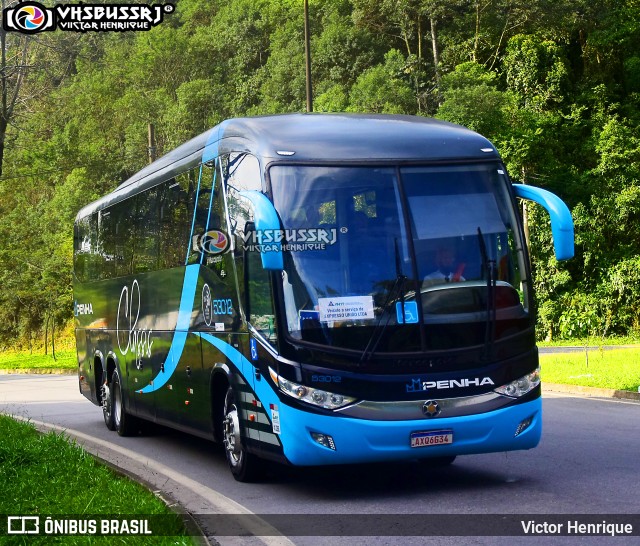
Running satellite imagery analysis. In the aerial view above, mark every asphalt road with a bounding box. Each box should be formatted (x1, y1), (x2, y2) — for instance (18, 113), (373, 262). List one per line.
(1, 374), (639, 545)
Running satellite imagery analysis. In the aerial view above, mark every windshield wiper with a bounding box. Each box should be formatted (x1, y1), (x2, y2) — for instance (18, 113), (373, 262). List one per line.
(477, 227), (497, 360)
(360, 238), (406, 364)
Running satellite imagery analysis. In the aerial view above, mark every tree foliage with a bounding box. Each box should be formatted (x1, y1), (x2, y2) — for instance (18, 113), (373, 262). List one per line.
(2, 0), (640, 345)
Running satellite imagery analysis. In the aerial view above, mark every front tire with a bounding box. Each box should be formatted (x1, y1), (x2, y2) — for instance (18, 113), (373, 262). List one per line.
(112, 367), (138, 437)
(222, 386), (262, 482)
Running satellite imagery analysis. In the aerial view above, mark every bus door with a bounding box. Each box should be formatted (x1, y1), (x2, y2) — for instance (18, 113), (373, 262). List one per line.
(221, 152), (274, 423)
(152, 164), (214, 431)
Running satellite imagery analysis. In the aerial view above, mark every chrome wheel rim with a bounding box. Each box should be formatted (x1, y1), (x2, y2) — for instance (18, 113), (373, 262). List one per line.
(223, 404), (242, 467)
(102, 383), (111, 415)
(113, 382), (122, 426)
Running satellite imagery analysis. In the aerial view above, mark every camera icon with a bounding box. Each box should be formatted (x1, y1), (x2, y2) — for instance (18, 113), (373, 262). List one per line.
(3, 2), (55, 34)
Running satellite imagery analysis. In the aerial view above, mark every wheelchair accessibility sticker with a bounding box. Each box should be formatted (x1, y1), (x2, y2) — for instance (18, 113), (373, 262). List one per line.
(396, 301), (419, 324)
(250, 338), (258, 361)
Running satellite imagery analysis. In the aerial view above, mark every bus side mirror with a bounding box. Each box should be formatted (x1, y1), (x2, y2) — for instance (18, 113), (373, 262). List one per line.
(238, 190), (284, 270)
(512, 184), (574, 261)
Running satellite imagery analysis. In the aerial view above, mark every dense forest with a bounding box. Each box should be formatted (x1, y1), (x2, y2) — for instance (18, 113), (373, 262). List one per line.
(1, 0), (640, 349)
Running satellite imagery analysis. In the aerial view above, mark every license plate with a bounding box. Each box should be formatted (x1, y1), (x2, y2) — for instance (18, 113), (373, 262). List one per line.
(410, 430), (453, 448)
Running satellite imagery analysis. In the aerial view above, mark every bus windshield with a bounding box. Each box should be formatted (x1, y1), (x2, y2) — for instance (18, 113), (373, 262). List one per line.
(269, 163), (530, 353)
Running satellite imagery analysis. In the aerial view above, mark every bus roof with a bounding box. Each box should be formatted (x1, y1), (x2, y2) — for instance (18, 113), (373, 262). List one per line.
(76, 114), (500, 220)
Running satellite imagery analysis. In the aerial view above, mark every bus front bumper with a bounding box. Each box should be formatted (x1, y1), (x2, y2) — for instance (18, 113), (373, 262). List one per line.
(277, 397), (541, 466)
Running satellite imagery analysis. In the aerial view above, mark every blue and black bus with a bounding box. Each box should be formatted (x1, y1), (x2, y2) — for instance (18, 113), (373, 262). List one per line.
(74, 114), (573, 481)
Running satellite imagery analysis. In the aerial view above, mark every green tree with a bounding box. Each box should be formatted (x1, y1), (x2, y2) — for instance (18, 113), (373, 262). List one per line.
(436, 62), (510, 138)
(504, 34), (571, 112)
(348, 49), (416, 113)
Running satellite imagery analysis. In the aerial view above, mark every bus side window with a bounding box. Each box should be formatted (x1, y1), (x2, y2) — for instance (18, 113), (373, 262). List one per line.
(202, 160), (232, 270)
(134, 187), (161, 273)
(206, 161), (227, 238)
(111, 199), (136, 278)
(244, 222), (277, 346)
(73, 216), (91, 282)
(221, 152), (262, 244)
(98, 208), (116, 279)
(221, 153), (263, 319)
(160, 173), (194, 269)
(187, 164), (215, 265)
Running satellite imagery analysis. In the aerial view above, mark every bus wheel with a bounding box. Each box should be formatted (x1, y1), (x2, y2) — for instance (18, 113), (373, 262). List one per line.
(102, 380), (115, 431)
(112, 367), (137, 437)
(222, 386), (262, 482)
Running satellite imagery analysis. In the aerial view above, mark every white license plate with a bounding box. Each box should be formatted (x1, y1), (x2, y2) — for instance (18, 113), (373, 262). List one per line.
(410, 430), (453, 448)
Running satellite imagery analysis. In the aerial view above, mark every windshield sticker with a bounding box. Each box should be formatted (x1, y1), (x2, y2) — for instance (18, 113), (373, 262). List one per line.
(318, 296), (374, 322)
(396, 301), (419, 324)
(299, 310), (320, 330)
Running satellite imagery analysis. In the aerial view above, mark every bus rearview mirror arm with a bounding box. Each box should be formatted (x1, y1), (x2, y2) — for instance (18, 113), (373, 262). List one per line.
(238, 190), (284, 270)
(512, 184), (574, 261)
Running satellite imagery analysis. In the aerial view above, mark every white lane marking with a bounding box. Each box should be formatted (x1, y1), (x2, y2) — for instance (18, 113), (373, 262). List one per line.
(10, 415), (296, 546)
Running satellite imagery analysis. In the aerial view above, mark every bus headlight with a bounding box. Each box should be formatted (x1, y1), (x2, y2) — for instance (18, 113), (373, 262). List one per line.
(494, 367), (540, 398)
(269, 368), (356, 410)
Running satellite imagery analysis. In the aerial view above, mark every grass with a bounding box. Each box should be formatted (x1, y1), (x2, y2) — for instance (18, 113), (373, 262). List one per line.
(0, 414), (196, 544)
(0, 349), (76, 371)
(540, 347), (640, 392)
(537, 334), (640, 347)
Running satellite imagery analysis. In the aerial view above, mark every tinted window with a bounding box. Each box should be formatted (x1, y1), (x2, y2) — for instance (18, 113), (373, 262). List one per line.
(187, 164), (215, 265)
(109, 198), (136, 278)
(74, 215), (93, 282)
(134, 187), (161, 274)
(159, 171), (196, 269)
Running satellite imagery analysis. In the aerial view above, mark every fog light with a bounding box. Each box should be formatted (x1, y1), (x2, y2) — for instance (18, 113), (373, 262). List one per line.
(311, 432), (336, 450)
(514, 415), (534, 437)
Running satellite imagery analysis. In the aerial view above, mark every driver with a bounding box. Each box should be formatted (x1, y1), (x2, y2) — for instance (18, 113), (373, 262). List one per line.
(424, 247), (466, 284)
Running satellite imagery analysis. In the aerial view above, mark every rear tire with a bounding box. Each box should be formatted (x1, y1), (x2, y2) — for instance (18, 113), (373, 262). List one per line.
(112, 367), (138, 437)
(102, 379), (115, 431)
(222, 386), (262, 482)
